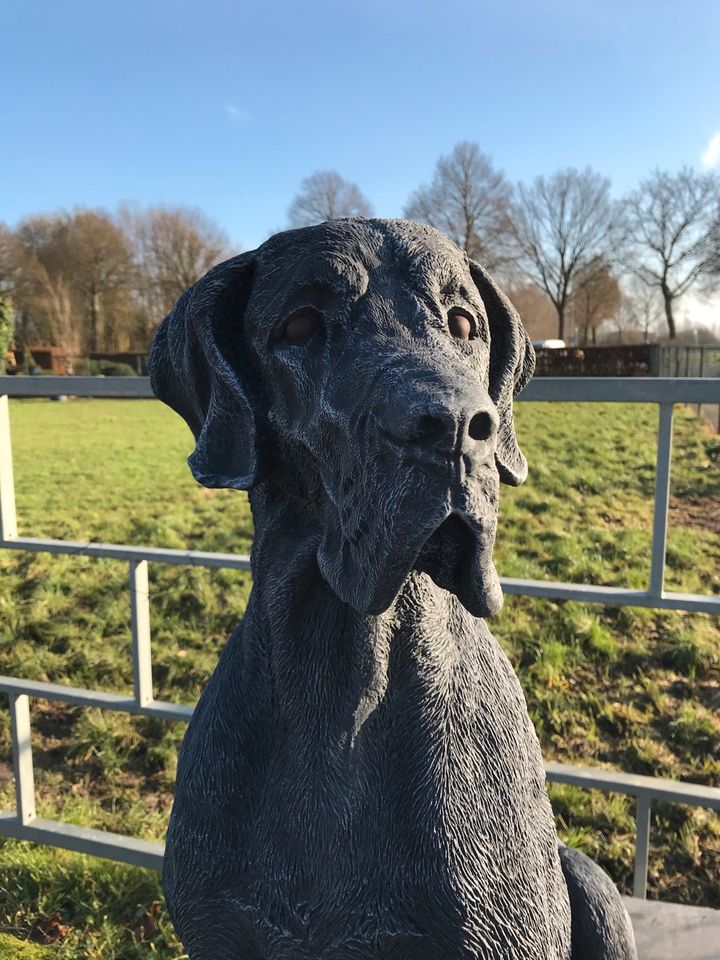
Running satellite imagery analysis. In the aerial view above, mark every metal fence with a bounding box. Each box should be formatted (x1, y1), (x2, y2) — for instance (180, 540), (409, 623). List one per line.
(1, 375), (719, 900)
(652, 346), (720, 433)
(654, 344), (720, 379)
(534, 345), (653, 378)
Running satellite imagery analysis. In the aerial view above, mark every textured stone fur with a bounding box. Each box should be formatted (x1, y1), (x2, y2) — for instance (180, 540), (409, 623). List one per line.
(150, 218), (637, 959)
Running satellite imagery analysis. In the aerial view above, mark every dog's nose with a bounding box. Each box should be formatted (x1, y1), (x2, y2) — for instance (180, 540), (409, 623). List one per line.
(378, 395), (498, 457)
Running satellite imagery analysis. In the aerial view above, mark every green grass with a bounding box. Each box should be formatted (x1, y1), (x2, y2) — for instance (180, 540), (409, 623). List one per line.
(0, 932), (54, 958)
(0, 397), (718, 956)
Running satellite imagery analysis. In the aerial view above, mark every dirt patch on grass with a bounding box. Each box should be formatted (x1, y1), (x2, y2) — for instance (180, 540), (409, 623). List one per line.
(669, 494), (720, 536)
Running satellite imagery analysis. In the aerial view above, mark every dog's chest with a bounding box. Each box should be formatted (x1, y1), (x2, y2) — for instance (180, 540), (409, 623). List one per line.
(213, 906), (571, 960)
(167, 618), (570, 958)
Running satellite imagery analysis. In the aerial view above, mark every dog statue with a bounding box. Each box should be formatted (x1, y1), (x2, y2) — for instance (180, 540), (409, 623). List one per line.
(150, 218), (637, 959)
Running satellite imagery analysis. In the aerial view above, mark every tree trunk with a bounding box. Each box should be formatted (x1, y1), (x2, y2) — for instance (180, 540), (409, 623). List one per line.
(89, 294), (98, 352)
(661, 284), (676, 340)
(11, 310), (31, 372)
(557, 304), (565, 341)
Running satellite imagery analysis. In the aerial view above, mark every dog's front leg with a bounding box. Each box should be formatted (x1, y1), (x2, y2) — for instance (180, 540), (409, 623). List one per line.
(559, 844), (637, 960)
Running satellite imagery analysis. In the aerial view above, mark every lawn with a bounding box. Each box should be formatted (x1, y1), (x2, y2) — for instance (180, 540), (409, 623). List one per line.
(0, 397), (718, 958)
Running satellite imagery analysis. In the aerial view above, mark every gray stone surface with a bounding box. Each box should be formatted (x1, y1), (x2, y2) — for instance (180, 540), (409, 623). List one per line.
(625, 898), (720, 960)
(150, 218), (637, 959)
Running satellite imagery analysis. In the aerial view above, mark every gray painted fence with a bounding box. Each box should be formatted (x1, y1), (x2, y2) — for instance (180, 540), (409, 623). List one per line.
(654, 344), (720, 379)
(1, 376), (719, 900)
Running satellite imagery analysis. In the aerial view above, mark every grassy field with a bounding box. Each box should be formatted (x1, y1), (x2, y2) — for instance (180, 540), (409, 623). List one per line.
(0, 397), (718, 958)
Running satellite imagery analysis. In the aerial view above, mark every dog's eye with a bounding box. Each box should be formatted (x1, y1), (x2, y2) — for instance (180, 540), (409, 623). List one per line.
(281, 308), (324, 344)
(448, 309), (476, 341)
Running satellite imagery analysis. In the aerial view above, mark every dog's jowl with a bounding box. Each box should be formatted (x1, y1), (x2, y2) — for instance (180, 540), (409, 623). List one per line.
(150, 219), (637, 960)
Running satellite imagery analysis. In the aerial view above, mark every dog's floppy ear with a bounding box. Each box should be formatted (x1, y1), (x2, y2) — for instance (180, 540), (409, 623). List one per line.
(469, 260), (535, 486)
(149, 252), (260, 490)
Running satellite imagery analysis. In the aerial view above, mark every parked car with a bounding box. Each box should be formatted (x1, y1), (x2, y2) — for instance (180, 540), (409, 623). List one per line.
(532, 339), (567, 349)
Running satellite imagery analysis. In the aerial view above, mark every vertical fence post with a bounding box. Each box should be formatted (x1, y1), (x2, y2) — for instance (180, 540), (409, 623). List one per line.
(9, 694), (36, 825)
(649, 404), (674, 598)
(697, 349), (705, 417)
(130, 559), (153, 707)
(648, 345), (658, 377)
(0, 394), (18, 541)
(633, 796), (652, 899)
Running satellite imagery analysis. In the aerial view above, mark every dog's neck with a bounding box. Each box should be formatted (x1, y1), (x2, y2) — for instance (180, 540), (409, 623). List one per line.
(228, 480), (548, 860)
(246, 482), (495, 720)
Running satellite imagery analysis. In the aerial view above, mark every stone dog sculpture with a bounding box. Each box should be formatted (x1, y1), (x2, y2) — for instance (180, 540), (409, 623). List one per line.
(150, 218), (637, 959)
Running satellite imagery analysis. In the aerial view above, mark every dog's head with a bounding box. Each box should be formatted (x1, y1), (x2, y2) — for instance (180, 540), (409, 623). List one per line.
(150, 219), (533, 618)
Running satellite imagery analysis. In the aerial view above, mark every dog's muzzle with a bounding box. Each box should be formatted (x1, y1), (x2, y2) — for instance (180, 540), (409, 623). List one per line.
(317, 382), (503, 619)
(375, 388), (499, 465)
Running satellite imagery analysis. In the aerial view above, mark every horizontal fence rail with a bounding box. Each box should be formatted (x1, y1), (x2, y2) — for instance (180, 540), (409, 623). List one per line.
(1, 376), (719, 897)
(3, 373), (717, 402)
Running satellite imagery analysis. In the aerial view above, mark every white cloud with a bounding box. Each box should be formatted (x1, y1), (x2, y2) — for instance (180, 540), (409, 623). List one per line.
(700, 130), (720, 168)
(224, 104), (250, 126)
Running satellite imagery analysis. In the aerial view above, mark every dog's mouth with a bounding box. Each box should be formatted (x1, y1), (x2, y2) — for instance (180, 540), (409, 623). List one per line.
(316, 447), (503, 619)
(415, 513), (475, 589)
(414, 511), (503, 618)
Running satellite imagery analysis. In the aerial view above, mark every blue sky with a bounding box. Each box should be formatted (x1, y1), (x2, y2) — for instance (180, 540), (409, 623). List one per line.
(3, 0), (720, 251)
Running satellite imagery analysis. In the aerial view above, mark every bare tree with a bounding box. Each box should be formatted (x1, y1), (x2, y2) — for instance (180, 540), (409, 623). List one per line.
(5, 207), (230, 357)
(710, 210), (720, 277)
(121, 205), (231, 338)
(14, 215), (64, 261)
(618, 279), (663, 344)
(0, 223), (27, 300)
(505, 283), (557, 342)
(15, 211), (135, 354)
(7, 218), (84, 358)
(4, 218), (62, 349)
(404, 142), (512, 272)
(287, 171), (373, 228)
(55, 211), (133, 351)
(569, 257), (621, 345)
(510, 167), (619, 341)
(622, 167), (720, 339)
(38, 271), (83, 366)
